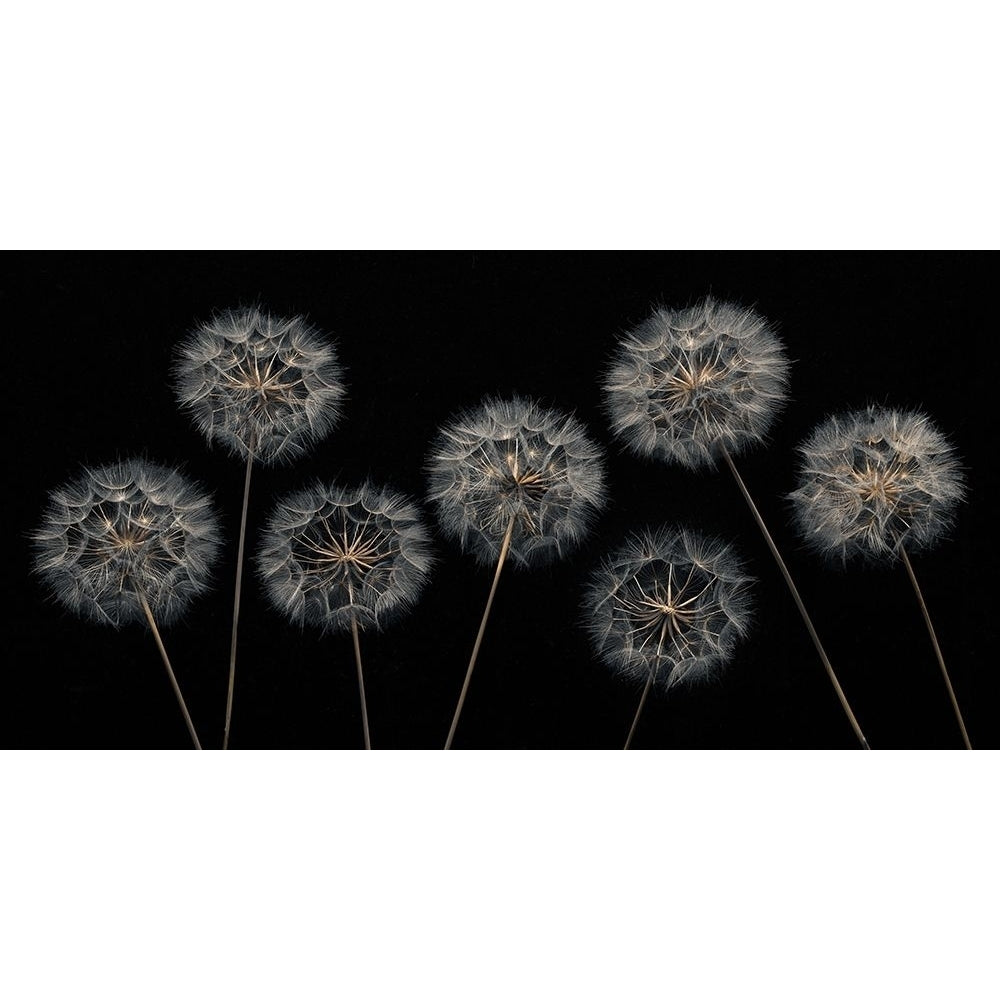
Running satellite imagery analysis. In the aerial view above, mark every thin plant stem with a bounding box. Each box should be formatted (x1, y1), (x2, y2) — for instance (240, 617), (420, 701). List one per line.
(718, 443), (870, 750)
(223, 449), (254, 751)
(898, 544), (972, 750)
(137, 590), (202, 750)
(624, 621), (666, 750)
(347, 581), (371, 750)
(444, 514), (517, 750)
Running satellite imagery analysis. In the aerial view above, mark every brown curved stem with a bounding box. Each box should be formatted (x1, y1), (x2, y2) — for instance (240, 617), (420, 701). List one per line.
(444, 514), (516, 750)
(898, 544), (972, 749)
(719, 444), (870, 749)
(223, 449), (254, 750)
(624, 622), (666, 750)
(347, 581), (371, 750)
(351, 617), (371, 750)
(137, 590), (202, 749)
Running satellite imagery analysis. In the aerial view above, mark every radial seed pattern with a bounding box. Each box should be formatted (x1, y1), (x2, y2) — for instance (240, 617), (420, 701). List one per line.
(604, 298), (790, 469)
(427, 396), (607, 568)
(790, 406), (965, 562)
(33, 459), (222, 627)
(174, 306), (346, 465)
(258, 482), (434, 633)
(585, 527), (753, 688)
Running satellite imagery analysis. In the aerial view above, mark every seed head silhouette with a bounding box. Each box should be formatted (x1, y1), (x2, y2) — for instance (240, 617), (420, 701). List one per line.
(585, 527), (753, 690)
(174, 306), (346, 465)
(427, 395), (607, 569)
(33, 458), (221, 627)
(259, 481), (434, 633)
(428, 395), (607, 748)
(791, 405), (971, 748)
(33, 458), (221, 748)
(258, 480), (434, 748)
(603, 298), (790, 469)
(603, 299), (867, 747)
(174, 305), (348, 748)
(790, 406), (965, 563)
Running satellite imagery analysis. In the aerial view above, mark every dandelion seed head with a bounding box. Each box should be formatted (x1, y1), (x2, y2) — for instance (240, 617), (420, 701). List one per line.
(33, 459), (222, 627)
(258, 481), (434, 633)
(427, 396), (607, 569)
(603, 298), (790, 469)
(584, 527), (753, 688)
(174, 306), (346, 465)
(790, 406), (965, 563)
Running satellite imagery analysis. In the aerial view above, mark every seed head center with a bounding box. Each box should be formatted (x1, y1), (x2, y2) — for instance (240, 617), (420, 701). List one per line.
(854, 463), (903, 504)
(504, 451), (550, 498)
(112, 525), (148, 552)
(644, 598), (693, 631)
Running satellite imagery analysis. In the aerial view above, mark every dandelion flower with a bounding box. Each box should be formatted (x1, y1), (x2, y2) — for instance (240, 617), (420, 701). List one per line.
(427, 395), (607, 747)
(790, 406), (964, 563)
(603, 298), (868, 748)
(584, 527), (753, 748)
(259, 481), (434, 748)
(174, 306), (346, 466)
(603, 297), (790, 470)
(174, 305), (348, 748)
(791, 406), (970, 747)
(428, 395), (606, 568)
(33, 458), (221, 748)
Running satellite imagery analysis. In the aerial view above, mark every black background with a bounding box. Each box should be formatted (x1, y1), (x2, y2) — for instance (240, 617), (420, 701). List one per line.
(4, 252), (994, 749)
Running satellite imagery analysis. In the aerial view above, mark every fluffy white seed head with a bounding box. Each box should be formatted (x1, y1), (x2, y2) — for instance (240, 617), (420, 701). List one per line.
(790, 406), (965, 563)
(33, 459), (222, 627)
(584, 527), (754, 689)
(604, 298), (791, 469)
(427, 396), (607, 569)
(174, 306), (346, 465)
(258, 481), (435, 633)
